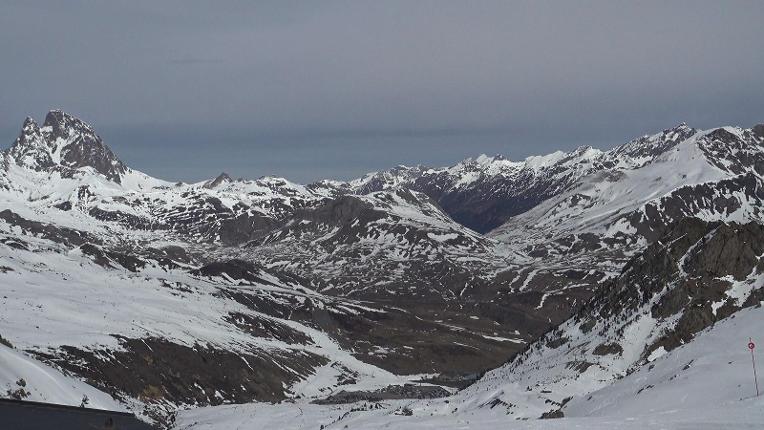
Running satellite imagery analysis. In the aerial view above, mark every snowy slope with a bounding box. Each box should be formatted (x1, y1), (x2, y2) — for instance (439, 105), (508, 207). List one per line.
(483, 125), (764, 314)
(174, 306), (764, 429)
(174, 219), (764, 428)
(0, 191), (517, 422)
(565, 306), (764, 418)
(492, 126), (763, 245)
(0, 229), (424, 395)
(440, 219), (764, 419)
(0, 344), (123, 411)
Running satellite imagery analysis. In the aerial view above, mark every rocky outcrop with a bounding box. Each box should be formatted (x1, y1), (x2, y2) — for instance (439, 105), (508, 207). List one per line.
(3, 110), (127, 182)
(42, 110), (127, 182)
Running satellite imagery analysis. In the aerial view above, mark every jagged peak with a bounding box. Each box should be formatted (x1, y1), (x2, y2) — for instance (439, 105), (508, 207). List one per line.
(14, 117), (44, 147)
(752, 123), (764, 140)
(21, 116), (40, 130)
(4, 110), (127, 183)
(389, 163), (420, 172)
(42, 109), (95, 137)
(657, 122), (696, 139)
(15, 117), (42, 141)
(453, 154), (507, 170)
(204, 172), (233, 189)
(610, 122), (698, 164)
(5, 115), (53, 170)
(472, 153), (506, 165)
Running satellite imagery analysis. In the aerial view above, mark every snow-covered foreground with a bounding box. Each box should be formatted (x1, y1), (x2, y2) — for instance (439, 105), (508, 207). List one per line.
(177, 403), (764, 430)
(0, 344), (123, 410)
(175, 306), (764, 429)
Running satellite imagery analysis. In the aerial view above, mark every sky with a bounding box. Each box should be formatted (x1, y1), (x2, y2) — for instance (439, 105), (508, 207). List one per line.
(1, 1), (763, 183)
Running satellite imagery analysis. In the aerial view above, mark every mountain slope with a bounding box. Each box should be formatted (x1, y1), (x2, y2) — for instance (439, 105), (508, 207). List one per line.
(174, 305), (764, 430)
(338, 123), (712, 233)
(176, 219), (764, 429)
(447, 218), (764, 419)
(0, 344), (124, 411)
(1, 110), (763, 428)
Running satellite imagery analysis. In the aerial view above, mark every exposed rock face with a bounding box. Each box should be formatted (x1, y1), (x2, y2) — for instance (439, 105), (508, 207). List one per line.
(626, 173), (764, 242)
(312, 384), (450, 405)
(576, 219), (764, 354)
(44, 337), (327, 405)
(3, 110), (127, 182)
(8, 118), (54, 170)
(753, 123), (764, 140)
(203, 172), (232, 189)
(42, 110), (127, 182)
(682, 222), (764, 281)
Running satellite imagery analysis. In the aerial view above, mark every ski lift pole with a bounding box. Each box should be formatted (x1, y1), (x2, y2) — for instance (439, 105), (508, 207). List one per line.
(749, 338), (759, 397)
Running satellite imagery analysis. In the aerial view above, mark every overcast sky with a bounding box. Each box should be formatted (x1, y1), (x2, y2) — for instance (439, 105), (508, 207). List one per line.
(1, 1), (763, 182)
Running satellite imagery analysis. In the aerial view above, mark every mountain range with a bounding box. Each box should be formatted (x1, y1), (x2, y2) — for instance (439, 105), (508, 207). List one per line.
(1, 110), (762, 427)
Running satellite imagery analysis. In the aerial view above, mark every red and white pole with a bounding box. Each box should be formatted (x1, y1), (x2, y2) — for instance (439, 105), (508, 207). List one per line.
(749, 338), (759, 397)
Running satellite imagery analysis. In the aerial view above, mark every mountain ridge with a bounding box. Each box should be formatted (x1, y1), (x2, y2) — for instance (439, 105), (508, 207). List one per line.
(1, 109), (763, 426)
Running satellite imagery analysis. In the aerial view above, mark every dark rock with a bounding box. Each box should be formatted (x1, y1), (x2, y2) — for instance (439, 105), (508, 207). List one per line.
(313, 384), (450, 405)
(0, 210), (96, 247)
(42, 337), (327, 408)
(593, 343), (623, 356)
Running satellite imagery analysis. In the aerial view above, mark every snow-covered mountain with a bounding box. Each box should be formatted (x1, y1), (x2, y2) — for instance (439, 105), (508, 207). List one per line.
(1, 110), (763, 427)
(6, 110), (128, 182)
(337, 123), (727, 233)
(451, 218), (764, 418)
(178, 218), (764, 429)
(0, 343), (125, 411)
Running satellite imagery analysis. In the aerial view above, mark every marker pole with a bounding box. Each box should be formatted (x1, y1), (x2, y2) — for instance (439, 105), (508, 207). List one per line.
(749, 338), (759, 397)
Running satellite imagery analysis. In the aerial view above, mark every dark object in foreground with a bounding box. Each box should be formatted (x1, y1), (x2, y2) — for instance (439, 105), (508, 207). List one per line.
(0, 398), (152, 430)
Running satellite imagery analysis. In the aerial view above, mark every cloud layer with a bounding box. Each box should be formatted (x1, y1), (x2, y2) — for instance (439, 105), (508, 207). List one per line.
(2, 1), (763, 182)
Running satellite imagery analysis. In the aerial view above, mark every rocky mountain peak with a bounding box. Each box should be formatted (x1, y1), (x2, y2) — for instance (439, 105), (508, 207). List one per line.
(6, 116), (54, 170)
(204, 172), (233, 188)
(16, 117), (43, 146)
(473, 154), (505, 164)
(4, 110), (128, 183)
(21, 116), (40, 131)
(42, 109), (95, 138)
(609, 122), (697, 163)
(349, 164), (426, 194)
(751, 123), (764, 140)
(664, 121), (696, 140)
